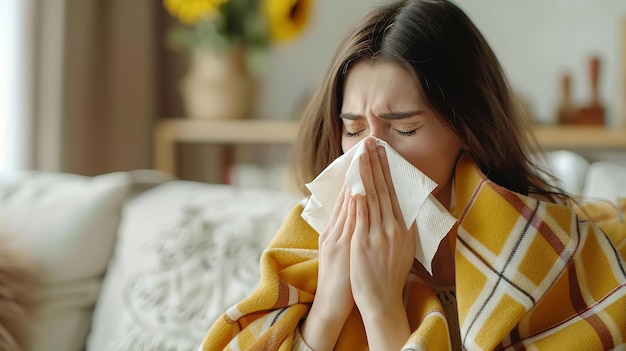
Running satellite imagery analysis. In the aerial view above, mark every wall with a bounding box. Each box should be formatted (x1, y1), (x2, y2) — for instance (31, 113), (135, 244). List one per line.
(257, 0), (390, 120)
(456, 0), (626, 127)
(258, 0), (626, 127)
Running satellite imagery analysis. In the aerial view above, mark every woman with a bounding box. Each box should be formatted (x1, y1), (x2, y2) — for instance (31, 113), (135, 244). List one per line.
(201, 1), (626, 350)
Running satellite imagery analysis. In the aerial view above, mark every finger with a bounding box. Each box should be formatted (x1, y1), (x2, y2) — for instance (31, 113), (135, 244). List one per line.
(367, 143), (395, 227)
(323, 183), (350, 241)
(328, 182), (347, 224)
(360, 141), (381, 232)
(377, 145), (403, 223)
(341, 196), (357, 243)
(352, 194), (369, 240)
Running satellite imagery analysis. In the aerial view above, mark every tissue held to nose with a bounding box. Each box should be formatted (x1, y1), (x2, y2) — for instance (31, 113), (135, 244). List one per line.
(302, 137), (457, 275)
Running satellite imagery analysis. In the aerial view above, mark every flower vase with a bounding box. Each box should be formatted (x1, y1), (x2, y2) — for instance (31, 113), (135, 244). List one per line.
(180, 46), (257, 120)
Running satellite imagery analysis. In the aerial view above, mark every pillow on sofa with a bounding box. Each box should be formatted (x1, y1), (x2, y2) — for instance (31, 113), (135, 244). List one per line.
(583, 161), (626, 199)
(0, 171), (133, 351)
(543, 150), (590, 195)
(87, 181), (302, 351)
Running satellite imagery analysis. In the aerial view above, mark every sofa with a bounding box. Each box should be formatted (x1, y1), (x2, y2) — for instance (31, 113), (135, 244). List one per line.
(0, 150), (624, 351)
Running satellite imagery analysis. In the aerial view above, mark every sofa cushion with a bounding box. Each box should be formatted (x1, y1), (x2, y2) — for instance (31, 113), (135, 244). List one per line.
(0, 171), (134, 351)
(583, 162), (626, 199)
(0, 232), (39, 351)
(87, 181), (302, 351)
(543, 150), (590, 195)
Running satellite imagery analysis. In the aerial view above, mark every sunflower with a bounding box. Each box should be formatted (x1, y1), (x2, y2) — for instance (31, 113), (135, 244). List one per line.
(263, 0), (312, 43)
(164, 0), (230, 25)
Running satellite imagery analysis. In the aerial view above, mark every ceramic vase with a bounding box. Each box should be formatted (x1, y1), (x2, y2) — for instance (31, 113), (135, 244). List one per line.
(180, 45), (257, 120)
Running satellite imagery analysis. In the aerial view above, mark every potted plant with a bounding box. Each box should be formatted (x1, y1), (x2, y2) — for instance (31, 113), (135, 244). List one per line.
(164, 0), (312, 120)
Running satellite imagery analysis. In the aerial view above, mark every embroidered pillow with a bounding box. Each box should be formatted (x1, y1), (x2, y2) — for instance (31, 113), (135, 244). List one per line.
(87, 181), (301, 351)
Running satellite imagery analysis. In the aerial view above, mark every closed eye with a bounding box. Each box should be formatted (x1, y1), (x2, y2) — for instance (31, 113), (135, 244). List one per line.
(345, 129), (365, 138)
(393, 121), (423, 137)
(394, 129), (417, 137)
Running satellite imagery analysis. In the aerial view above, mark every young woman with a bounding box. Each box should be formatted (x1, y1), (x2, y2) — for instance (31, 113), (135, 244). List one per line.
(201, 1), (626, 350)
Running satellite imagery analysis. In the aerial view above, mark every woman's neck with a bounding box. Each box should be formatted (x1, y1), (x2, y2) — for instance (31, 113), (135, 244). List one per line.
(433, 177), (454, 211)
(413, 177), (457, 289)
(413, 231), (456, 289)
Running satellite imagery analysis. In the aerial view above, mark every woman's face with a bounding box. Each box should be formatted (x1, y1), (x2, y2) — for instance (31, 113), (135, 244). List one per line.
(340, 61), (462, 206)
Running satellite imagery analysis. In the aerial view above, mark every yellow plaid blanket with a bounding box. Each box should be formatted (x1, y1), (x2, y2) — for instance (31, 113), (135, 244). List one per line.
(200, 156), (626, 351)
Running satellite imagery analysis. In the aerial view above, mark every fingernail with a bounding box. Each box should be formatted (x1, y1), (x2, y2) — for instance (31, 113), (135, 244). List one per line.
(367, 140), (376, 151)
(378, 146), (385, 157)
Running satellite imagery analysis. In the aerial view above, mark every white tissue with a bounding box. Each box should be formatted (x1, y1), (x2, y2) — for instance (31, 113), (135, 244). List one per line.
(301, 137), (457, 275)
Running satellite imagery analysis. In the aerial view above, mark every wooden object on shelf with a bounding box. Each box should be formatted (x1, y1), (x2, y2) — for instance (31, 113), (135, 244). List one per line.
(574, 56), (605, 125)
(557, 73), (576, 124)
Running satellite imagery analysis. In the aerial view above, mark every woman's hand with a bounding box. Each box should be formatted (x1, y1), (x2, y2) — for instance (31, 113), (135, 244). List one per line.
(300, 183), (356, 350)
(350, 139), (415, 350)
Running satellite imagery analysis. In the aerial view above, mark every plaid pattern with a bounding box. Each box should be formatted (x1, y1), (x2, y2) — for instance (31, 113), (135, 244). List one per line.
(200, 156), (626, 351)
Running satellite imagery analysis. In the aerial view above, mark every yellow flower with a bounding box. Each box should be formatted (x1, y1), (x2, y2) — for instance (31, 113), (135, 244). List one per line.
(264, 0), (312, 43)
(164, 0), (229, 25)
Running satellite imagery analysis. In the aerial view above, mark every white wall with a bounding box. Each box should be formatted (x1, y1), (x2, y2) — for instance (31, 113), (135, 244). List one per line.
(259, 0), (626, 128)
(456, 0), (626, 127)
(258, 0), (390, 121)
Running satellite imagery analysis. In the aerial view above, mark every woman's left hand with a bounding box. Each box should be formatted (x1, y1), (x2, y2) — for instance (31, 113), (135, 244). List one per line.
(349, 139), (415, 349)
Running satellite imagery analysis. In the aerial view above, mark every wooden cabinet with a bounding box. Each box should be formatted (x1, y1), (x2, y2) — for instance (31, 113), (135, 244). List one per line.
(154, 119), (626, 179)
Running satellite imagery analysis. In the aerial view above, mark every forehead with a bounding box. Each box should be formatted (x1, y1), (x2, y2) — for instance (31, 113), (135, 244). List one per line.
(341, 61), (423, 110)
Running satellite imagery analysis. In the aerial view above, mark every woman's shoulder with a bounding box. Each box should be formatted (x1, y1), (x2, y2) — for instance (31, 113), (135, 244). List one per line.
(265, 199), (319, 251)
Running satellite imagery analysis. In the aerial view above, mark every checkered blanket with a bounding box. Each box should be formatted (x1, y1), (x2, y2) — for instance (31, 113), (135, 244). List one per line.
(200, 156), (626, 351)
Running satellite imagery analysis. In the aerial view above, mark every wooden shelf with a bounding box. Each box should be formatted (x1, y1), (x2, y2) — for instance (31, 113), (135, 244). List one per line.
(154, 118), (626, 177)
(156, 118), (300, 144)
(532, 125), (626, 149)
(154, 119), (300, 175)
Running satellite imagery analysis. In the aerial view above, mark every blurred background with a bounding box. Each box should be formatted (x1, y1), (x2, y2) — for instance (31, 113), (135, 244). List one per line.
(1, 0), (625, 189)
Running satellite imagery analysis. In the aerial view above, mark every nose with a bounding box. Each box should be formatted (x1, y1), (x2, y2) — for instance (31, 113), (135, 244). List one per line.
(367, 126), (389, 144)
(367, 125), (384, 140)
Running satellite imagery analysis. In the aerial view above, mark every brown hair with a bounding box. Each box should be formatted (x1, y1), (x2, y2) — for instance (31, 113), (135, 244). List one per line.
(293, 0), (561, 198)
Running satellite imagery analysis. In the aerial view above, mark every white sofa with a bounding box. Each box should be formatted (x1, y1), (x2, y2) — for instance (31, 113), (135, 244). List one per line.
(0, 151), (624, 351)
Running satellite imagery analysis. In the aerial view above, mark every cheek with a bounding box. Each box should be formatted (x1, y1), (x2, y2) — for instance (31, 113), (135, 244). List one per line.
(397, 141), (460, 186)
(426, 157), (458, 188)
(341, 137), (359, 154)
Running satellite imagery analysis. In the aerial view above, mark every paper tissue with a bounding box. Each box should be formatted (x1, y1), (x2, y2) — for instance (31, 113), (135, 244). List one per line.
(301, 137), (457, 274)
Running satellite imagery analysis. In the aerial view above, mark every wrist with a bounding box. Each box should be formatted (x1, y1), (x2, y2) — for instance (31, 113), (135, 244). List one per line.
(360, 302), (411, 351)
(310, 292), (353, 320)
(300, 301), (352, 351)
(307, 298), (352, 327)
(360, 299), (405, 326)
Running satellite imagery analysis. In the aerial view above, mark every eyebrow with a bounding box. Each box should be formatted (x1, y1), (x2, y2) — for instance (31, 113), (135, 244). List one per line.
(339, 110), (424, 120)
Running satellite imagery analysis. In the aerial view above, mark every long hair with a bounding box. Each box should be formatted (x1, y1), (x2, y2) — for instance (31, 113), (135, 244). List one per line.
(293, 0), (560, 198)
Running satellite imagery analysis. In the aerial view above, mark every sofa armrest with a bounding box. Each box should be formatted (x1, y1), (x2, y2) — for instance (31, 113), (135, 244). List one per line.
(0, 234), (39, 351)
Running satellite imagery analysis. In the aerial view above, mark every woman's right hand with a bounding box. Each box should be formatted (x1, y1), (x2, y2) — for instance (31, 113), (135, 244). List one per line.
(300, 183), (355, 350)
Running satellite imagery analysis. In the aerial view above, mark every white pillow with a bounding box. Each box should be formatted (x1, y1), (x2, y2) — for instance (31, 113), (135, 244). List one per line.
(87, 181), (301, 351)
(0, 171), (133, 351)
(583, 162), (626, 200)
(543, 150), (590, 195)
